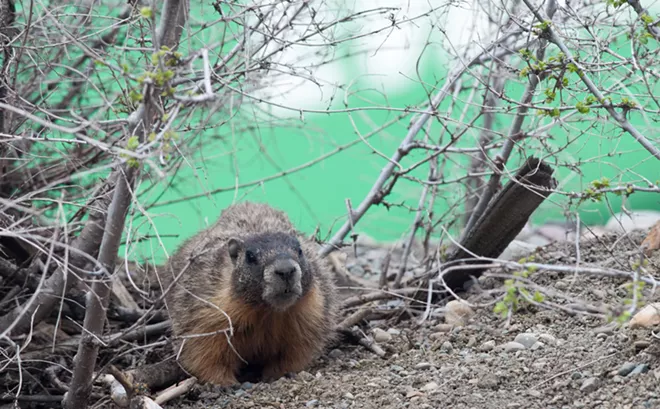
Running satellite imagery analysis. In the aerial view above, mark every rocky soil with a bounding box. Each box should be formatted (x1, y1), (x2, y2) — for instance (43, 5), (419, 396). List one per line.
(167, 215), (660, 409)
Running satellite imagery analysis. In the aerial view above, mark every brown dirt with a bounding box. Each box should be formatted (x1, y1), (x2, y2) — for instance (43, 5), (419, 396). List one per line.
(169, 230), (660, 409)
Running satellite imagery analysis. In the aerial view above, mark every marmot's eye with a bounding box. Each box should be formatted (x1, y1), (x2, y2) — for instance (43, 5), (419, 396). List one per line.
(245, 250), (257, 264)
(297, 246), (303, 258)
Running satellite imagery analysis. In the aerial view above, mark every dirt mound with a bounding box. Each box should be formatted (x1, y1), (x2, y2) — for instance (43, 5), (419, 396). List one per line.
(173, 230), (660, 409)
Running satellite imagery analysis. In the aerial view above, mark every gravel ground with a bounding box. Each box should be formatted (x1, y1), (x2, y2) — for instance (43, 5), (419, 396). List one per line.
(166, 229), (660, 409)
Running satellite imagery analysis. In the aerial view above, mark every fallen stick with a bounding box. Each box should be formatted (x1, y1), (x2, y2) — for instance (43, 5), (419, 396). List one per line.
(153, 377), (197, 405)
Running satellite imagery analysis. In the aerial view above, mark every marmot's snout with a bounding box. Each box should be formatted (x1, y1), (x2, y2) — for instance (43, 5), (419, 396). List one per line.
(263, 256), (303, 310)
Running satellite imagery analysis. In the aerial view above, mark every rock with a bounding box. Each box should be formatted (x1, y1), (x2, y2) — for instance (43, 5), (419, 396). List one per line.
(405, 386), (423, 398)
(630, 364), (650, 376)
(234, 389), (246, 397)
(387, 328), (401, 336)
(554, 281), (568, 291)
(537, 224), (575, 242)
(618, 362), (636, 376)
(414, 362), (433, 370)
(372, 328), (393, 343)
(579, 377), (600, 393)
(421, 382), (439, 392)
(525, 234), (551, 247)
(444, 300), (475, 327)
(390, 365), (404, 373)
(605, 210), (660, 234)
(348, 264), (365, 276)
(344, 392), (355, 400)
(641, 220), (660, 255)
(634, 340), (651, 351)
(581, 226), (608, 240)
(441, 341), (454, 353)
(502, 341), (526, 352)
(538, 333), (557, 346)
(305, 399), (319, 407)
(501, 240), (537, 260)
(328, 348), (344, 359)
(477, 374), (499, 389)
(530, 342), (543, 350)
(514, 333), (538, 349)
(241, 382), (254, 390)
(433, 324), (453, 332)
(629, 303), (660, 329)
(298, 371), (314, 382)
(429, 332), (445, 341)
(479, 340), (496, 351)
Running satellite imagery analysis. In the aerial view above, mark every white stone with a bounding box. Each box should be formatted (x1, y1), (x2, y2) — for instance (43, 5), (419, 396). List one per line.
(605, 210), (660, 234)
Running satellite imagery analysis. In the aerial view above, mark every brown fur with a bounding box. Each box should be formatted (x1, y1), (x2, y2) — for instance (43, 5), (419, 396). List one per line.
(164, 202), (338, 386)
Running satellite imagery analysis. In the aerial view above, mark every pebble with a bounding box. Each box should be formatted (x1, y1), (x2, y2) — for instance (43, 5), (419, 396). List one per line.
(414, 362), (433, 370)
(429, 332), (445, 341)
(343, 392), (355, 400)
(479, 340), (496, 352)
(390, 365), (404, 373)
(372, 328), (392, 343)
(579, 377), (600, 393)
(444, 300), (475, 327)
(298, 371), (314, 382)
(514, 333), (538, 349)
(538, 333), (557, 346)
(634, 340), (651, 351)
(434, 323), (453, 332)
(405, 386), (423, 398)
(502, 341), (526, 352)
(630, 364), (650, 375)
(328, 349), (344, 359)
(618, 362), (636, 377)
(387, 328), (401, 335)
(555, 281), (568, 291)
(441, 341), (454, 353)
(477, 374), (499, 389)
(234, 389), (246, 397)
(306, 399), (319, 407)
(421, 382), (439, 392)
(241, 382), (253, 390)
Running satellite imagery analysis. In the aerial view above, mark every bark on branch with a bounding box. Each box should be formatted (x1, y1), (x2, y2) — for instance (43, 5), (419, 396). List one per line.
(62, 1), (189, 406)
(432, 157), (557, 295)
(62, 167), (137, 409)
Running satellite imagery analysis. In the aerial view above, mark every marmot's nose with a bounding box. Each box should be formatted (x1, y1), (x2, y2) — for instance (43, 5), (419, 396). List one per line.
(274, 259), (297, 280)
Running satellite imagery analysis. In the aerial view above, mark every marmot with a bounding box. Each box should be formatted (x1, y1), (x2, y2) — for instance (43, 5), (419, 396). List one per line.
(164, 202), (338, 386)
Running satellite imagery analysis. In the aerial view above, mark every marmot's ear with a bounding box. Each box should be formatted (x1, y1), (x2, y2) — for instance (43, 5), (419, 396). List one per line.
(227, 238), (243, 262)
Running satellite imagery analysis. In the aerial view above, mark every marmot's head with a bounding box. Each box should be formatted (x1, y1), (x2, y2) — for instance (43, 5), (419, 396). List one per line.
(226, 232), (312, 311)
